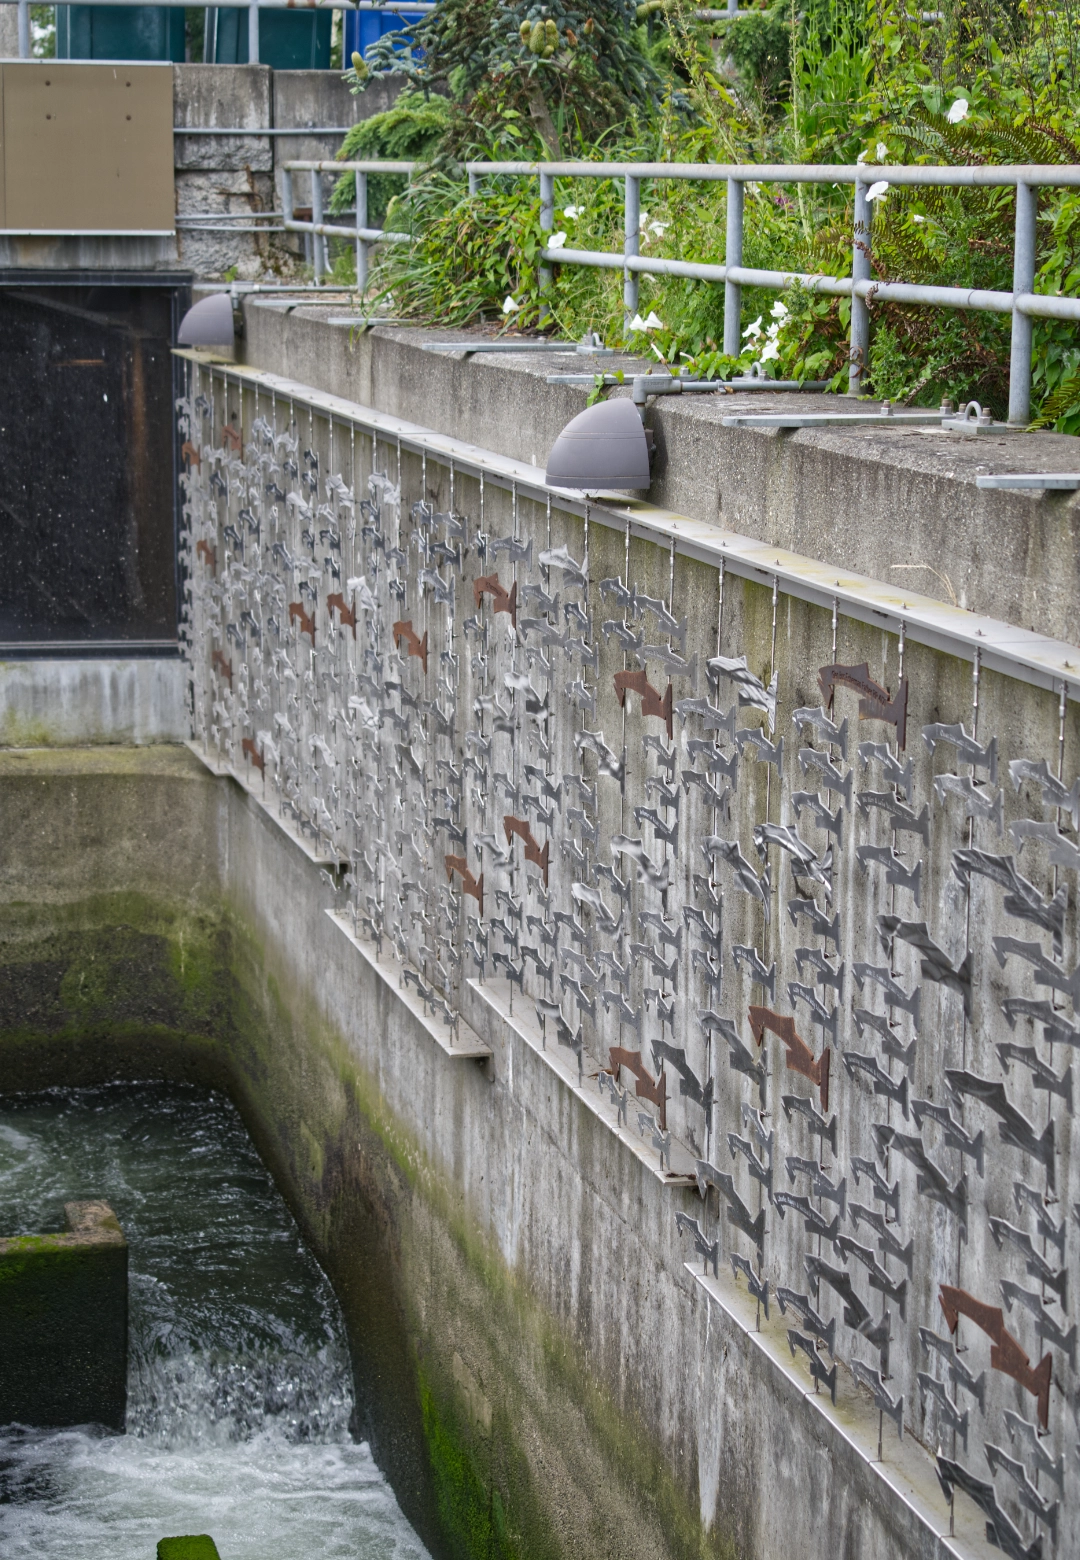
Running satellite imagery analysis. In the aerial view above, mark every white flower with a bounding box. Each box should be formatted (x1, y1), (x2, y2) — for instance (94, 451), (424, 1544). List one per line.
(876, 141), (888, 163)
(743, 315), (763, 340)
(866, 180), (890, 202)
(770, 299), (789, 320)
(643, 310), (664, 330)
(766, 322), (780, 340)
(745, 180), (760, 195)
(502, 295), (520, 314)
(648, 220), (668, 238)
(856, 150), (867, 166)
(638, 210), (649, 229)
(947, 97), (969, 123)
(563, 204), (581, 219)
(628, 313), (647, 332)
(912, 213), (926, 224)
(759, 340), (780, 362)
(547, 231), (567, 249)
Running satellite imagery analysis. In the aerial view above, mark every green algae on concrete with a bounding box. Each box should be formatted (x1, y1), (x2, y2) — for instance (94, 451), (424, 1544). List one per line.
(157, 1536), (222, 1560)
(0, 1200), (127, 1431)
(0, 746), (739, 1560)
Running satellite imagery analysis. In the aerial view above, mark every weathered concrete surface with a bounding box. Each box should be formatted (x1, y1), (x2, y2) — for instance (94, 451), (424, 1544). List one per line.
(241, 304), (1080, 643)
(0, 658), (186, 746)
(172, 65), (402, 278)
(0, 66), (396, 277)
(0, 1199), (128, 1430)
(0, 741), (1023, 1560)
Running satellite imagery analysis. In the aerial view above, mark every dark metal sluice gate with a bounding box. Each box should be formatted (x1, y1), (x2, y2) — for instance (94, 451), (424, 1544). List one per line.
(0, 275), (190, 654)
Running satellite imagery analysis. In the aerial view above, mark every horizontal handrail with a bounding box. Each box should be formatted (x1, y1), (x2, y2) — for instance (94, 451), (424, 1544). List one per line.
(174, 126), (355, 136)
(466, 159), (1080, 187)
(287, 160), (418, 174)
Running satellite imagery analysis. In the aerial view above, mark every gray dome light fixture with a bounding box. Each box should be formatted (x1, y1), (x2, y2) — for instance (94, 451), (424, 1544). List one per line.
(544, 397), (652, 492)
(177, 293), (236, 350)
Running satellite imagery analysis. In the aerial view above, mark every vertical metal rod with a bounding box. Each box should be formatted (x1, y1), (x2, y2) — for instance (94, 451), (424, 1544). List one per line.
(17, 0), (29, 57)
(849, 178), (871, 397)
(355, 171), (368, 295)
(248, 0), (259, 64)
(312, 169), (325, 283)
(1008, 182), (1037, 426)
(723, 178), (744, 358)
(282, 167), (294, 241)
(539, 171), (555, 305)
(468, 171), (479, 197)
(623, 175), (640, 327)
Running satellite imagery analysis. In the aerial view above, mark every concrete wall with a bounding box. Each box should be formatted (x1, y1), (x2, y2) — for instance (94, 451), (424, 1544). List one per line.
(0, 1200), (128, 1431)
(176, 334), (1079, 1560)
(0, 658), (186, 746)
(172, 64), (401, 279)
(0, 740), (991, 1560)
(2, 324), (1079, 1560)
(0, 65), (398, 277)
(242, 307), (1080, 643)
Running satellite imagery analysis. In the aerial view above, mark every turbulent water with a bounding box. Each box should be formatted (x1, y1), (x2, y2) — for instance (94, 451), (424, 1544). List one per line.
(0, 1083), (429, 1560)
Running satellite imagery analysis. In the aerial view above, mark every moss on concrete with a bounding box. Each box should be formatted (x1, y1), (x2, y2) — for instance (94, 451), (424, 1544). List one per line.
(0, 748), (736, 1560)
(157, 1536), (221, 1560)
(0, 1204), (127, 1430)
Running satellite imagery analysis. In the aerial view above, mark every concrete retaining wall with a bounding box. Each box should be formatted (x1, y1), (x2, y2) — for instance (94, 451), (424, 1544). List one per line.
(0, 1199), (128, 1431)
(241, 306), (1080, 643)
(0, 658), (186, 746)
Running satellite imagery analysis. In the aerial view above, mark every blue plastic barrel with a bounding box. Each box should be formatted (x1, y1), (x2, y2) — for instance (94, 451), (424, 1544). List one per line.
(344, 8), (408, 61)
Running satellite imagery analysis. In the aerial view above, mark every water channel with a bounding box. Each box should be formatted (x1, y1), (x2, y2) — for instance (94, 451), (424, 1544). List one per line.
(0, 1082), (429, 1560)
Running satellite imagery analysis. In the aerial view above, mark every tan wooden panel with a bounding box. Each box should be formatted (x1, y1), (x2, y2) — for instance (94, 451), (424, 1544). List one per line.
(1, 62), (173, 232)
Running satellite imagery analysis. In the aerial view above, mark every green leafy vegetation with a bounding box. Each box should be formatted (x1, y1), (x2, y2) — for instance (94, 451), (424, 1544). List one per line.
(338, 0), (1080, 428)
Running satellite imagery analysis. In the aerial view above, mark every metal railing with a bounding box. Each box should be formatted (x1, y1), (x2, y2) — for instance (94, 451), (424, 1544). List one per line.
(284, 156), (1080, 424)
(283, 159), (414, 293)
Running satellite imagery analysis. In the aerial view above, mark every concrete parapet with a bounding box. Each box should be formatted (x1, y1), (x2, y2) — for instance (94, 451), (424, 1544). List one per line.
(0, 657), (187, 747)
(241, 305), (1080, 643)
(0, 1199), (128, 1431)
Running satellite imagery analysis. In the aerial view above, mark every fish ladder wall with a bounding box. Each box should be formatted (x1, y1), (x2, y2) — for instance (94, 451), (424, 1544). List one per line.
(177, 352), (1080, 1560)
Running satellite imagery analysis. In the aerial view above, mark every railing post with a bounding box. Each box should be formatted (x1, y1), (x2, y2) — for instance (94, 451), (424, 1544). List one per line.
(540, 170), (555, 319)
(1009, 181), (1037, 426)
(17, 0), (29, 57)
(312, 168), (325, 284)
(723, 176), (744, 358)
(624, 174), (640, 328)
(468, 170), (479, 197)
(355, 170), (368, 295)
(248, 0), (259, 64)
(849, 176), (871, 396)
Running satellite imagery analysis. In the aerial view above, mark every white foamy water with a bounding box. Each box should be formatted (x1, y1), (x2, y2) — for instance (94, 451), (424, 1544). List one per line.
(0, 1084), (430, 1560)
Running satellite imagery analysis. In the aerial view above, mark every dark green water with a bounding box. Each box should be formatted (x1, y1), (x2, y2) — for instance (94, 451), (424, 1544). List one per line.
(0, 1082), (428, 1560)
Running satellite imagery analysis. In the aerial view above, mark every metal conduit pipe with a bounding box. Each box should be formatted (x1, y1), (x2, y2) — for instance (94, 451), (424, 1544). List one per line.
(355, 171), (369, 296)
(1009, 183), (1037, 425)
(286, 220), (409, 243)
(849, 177), (871, 396)
(466, 160), (1080, 186)
(724, 177), (744, 358)
(623, 174), (640, 326)
(539, 248), (1080, 322)
(539, 170), (555, 305)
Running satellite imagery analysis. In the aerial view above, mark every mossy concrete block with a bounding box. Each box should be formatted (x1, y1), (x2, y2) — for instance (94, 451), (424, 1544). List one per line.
(157, 1536), (222, 1560)
(0, 1199), (127, 1431)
